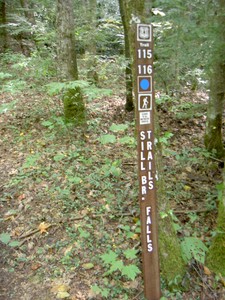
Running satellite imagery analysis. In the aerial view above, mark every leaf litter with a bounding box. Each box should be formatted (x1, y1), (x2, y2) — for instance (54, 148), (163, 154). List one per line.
(0, 87), (224, 299)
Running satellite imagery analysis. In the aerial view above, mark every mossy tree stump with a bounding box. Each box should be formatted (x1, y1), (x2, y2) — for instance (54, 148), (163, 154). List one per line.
(63, 87), (86, 125)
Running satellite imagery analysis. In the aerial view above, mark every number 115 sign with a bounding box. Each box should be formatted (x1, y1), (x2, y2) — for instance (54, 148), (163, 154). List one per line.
(135, 24), (161, 300)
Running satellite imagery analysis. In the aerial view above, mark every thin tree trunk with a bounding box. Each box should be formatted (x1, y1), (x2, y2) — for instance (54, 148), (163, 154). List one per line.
(204, 63), (225, 158)
(56, 0), (78, 80)
(204, 0), (225, 158)
(205, 0), (225, 275)
(118, 0), (134, 111)
(206, 164), (225, 276)
(56, 0), (85, 125)
(19, 0), (35, 25)
(0, 0), (8, 52)
(86, 0), (99, 86)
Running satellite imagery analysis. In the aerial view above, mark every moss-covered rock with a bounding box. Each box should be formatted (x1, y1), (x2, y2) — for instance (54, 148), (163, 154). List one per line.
(159, 217), (186, 286)
(63, 87), (86, 125)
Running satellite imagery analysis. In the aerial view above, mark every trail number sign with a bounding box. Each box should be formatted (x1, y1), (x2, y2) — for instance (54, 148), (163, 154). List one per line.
(135, 24), (161, 300)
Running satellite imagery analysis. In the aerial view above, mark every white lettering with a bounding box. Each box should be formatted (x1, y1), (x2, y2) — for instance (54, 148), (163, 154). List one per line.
(147, 235), (152, 243)
(146, 207), (151, 215)
(140, 42), (150, 47)
(140, 131), (146, 140)
(140, 161), (146, 170)
(146, 225), (151, 234)
(146, 216), (152, 224)
(148, 181), (154, 190)
(147, 151), (153, 160)
(142, 186), (147, 195)
(147, 141), (152, 150)
(148, 243), (153, 252)
(148, 171), (153, 180)
(140, 151), (146, 160)
(142, 176), (147, 185)
(147, 130), (152, 139)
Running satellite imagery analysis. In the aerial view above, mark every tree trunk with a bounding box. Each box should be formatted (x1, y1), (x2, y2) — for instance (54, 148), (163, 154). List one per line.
(19, 0), (35, 55)
(205, 0), (225, 275)
(86, 0), (99, 86)
(56, 0), (85, 125)
(0, 0), (8, 52)
(56, 0), (78, 81)
(19, 0), (35, 25)
(204, 0), (225, 158)
(206, 165), (225, 276)
(204, 62), (225, 158)
(118, 0), (134, 112)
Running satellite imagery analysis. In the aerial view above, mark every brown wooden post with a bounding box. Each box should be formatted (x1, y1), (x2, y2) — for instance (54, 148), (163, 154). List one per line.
(135, 24), (161, 300)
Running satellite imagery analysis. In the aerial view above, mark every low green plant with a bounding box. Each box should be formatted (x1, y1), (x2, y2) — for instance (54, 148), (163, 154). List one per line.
(91, 284), (110, 298)
(181, 237), (208, 264)
(0, 100), (18, 114)
(0, 232), (20, 247)
(99, 134), (116, 145)
(159, 131), (174, 146)
(2, 79), (27, 94)
(100, 249), (140, 280)
(0, 72), (13, 80)
(91, 249), (141, 299)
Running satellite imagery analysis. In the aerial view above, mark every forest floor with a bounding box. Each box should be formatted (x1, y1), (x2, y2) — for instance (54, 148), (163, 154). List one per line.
(0, 74), (225, 299)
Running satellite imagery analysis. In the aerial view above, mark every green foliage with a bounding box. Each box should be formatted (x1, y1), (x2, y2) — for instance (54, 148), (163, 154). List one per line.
(0, 100), (18, 114)
(2, 79), (27, 94)
(152, 0), (211, 93)
(100, 249), (141, 280)
(0, 72), (13, 80)
(159, 132), (174, 145)
(46, 81), (89, 96)
(99, 134), (116, 144)
(0, 232), (20, 247)
(109, 123), (129, 132)
(83, 86), (112, 102)
(91, 285), (110, 298)
(181, 237), (208, 264)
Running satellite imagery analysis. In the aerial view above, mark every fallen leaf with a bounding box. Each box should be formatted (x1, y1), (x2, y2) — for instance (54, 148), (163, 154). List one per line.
(82, 263), (94, 269)
(64, 245), (73, 256)
(4, 210), (17, 221)
(123, 279), (139, 289)
(31, 263), (42, 271)
(184, 185), (191, 191)
(51, 284), (70, 294)
(131, 233), (139, 240)
(203, 266), (211, 275)
(38, 222), (50, 234)
(105, 204), (111, 212)
(57, 285), (70, 292)
(18, 194), (26, 201)
(56, 291), (70, 299)
(186, 166), (192, 173)
(220, 276), (225, 287)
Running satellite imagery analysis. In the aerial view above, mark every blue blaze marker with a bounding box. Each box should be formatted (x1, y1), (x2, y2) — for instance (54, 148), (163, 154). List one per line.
(140, 78), (150, 90)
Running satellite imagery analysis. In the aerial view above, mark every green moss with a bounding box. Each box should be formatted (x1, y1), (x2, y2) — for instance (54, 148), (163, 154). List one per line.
(206, 201), (225, 276)
(159, 218), (186, 287)
(204, 114), (225, 158)
(63, 87), (86, 125)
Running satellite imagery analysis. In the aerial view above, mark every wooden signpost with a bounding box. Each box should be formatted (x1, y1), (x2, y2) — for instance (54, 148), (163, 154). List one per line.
(135, 24), (161, 300)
